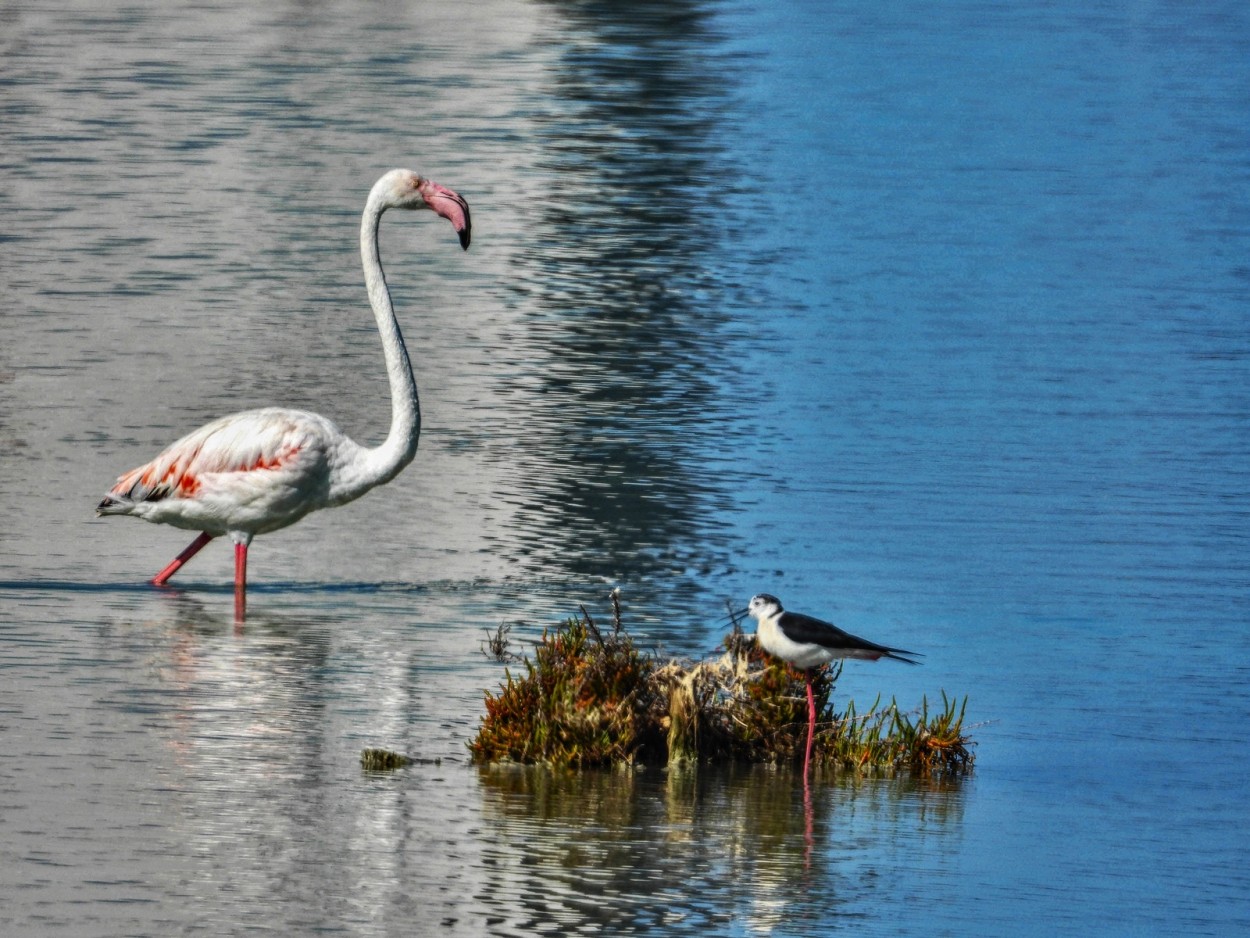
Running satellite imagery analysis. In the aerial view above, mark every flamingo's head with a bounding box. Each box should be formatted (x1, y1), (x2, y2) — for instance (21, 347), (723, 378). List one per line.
(376, 169), (471, 250)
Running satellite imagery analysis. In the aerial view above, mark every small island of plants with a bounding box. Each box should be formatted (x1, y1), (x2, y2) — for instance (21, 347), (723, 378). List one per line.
(467, 600), (975, 778)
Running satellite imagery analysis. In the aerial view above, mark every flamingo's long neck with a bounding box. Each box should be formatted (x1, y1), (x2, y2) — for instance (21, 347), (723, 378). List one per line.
(334, 191), (420, 500)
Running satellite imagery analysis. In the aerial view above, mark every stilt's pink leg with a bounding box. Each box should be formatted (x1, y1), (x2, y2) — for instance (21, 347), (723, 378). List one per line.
(804, 673), (817, 778)
(233, 541), (247, 622)
(806, 674), (818, 729)
(151, 532), (214, 586)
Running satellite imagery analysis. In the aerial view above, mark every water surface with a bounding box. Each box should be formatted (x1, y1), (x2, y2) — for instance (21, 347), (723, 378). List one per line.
(2, 0), (1248, 934)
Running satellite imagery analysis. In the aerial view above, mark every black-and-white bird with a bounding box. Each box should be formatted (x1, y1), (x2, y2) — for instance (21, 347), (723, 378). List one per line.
(746, 593), (921, 671)
(744, 593), (920, 773)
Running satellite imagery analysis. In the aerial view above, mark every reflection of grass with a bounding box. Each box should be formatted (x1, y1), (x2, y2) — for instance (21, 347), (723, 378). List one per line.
(469, 606), (975, 777)
(473, 760), (970, 932)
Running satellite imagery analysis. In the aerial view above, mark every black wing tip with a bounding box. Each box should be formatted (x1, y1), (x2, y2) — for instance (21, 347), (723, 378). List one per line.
(96, 495), (126, 516)
(457, 200), (471, 250)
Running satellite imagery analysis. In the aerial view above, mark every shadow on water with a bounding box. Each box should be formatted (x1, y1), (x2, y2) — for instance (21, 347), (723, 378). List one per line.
(473, 764), (968, 934)
(482, 1), (759, 588)
(0, 578), (452, 596)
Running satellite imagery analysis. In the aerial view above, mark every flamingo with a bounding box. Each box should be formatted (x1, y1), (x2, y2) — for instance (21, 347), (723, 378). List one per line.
(97, 168), (471, 619)
(743, 593), (920, 775)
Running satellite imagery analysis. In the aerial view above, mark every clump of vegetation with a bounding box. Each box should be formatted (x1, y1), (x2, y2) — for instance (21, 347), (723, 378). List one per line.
(481, 621), (517, 662)
(468, 599), (669, 767)
(360, 748), (413, 771)
(470, 601), (976, 777)
(360, 749), (441, 772)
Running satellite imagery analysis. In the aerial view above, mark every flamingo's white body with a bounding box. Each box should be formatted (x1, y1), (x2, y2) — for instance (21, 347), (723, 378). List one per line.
(97, 169), (471, 617)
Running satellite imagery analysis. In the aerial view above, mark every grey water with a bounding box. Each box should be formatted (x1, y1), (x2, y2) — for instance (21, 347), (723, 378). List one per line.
(2, 0), (1248, 934)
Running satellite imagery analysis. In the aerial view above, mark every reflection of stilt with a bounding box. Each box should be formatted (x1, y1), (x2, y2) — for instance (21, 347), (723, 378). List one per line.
(802, 757), (814, 872)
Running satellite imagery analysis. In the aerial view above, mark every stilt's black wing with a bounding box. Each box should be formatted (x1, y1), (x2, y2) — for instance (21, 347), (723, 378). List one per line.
(777, 611), (922, 664)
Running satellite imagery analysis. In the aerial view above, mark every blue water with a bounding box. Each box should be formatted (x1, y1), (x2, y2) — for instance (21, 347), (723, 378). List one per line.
(1, 0), (1248, 934)
(712, 5), (1250, 931)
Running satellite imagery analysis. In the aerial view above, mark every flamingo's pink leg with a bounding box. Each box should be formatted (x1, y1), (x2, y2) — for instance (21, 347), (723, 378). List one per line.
(233, 542), (248, 622)
(151, 532), (214, 586)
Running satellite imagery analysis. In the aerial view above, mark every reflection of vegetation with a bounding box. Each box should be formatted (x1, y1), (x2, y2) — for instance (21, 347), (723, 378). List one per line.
(474, 761), (969, 935)
(469, 607), (975, 777)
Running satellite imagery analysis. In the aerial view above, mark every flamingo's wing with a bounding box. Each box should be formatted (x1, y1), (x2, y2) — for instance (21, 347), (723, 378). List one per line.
(98, 409), (327, 512)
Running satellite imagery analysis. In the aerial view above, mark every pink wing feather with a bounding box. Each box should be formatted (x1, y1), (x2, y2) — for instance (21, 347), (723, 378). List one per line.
(98, 409), (338, 534)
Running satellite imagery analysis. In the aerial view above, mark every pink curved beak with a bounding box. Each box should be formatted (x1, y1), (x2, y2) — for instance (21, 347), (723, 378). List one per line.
(419, 180), (471, 250)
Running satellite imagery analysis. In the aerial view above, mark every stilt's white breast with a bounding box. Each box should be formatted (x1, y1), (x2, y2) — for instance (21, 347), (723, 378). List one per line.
(756, 614), (836, 670)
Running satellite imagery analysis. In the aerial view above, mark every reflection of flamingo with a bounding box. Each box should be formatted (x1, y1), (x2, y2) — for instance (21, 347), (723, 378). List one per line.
(745, 593), (919, 774)
(98, 169), (471, 619)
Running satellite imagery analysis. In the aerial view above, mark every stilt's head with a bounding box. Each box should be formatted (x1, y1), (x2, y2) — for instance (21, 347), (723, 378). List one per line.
(746, 593), (783, 621)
